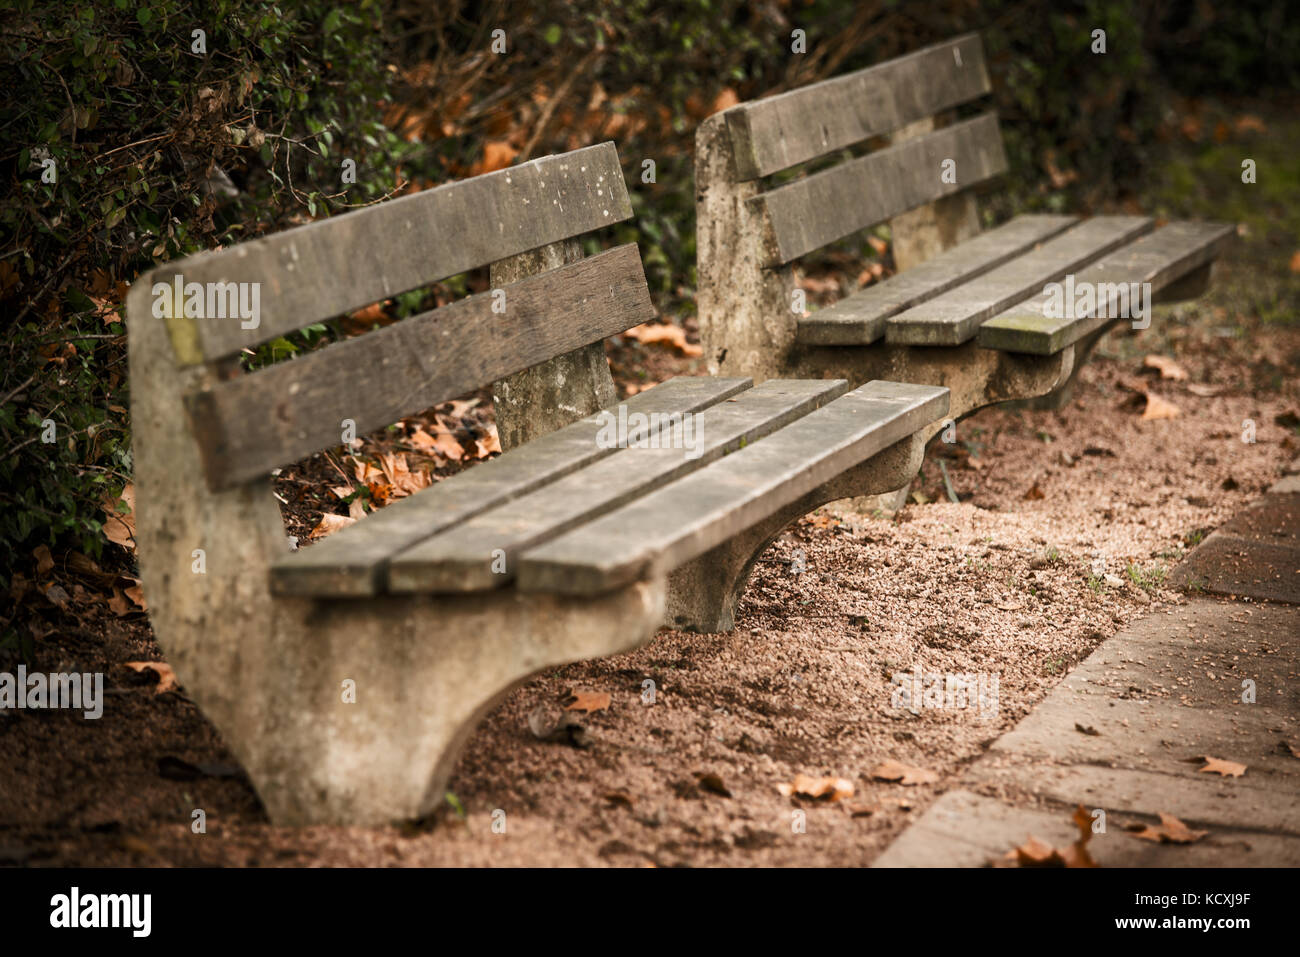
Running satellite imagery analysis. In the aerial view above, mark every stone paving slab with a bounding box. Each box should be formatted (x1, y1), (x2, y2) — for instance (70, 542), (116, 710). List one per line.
(1168, 492), (1300, 603)
(874, 789), (1300, 867)
(877, 477), (1300, 866)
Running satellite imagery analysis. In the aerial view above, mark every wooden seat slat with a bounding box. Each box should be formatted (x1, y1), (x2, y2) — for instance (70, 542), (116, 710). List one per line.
(884, 216), (1154, 346)
(797, 214), (1079, 345)
(388, 379), (851, 593)
(269, 375), (753, 597)
(977, 222), (1236, 355)
(517, 380), (949, 595)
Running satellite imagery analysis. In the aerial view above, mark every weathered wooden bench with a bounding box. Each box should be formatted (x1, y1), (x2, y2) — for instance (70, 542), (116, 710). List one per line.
(127, 142), (948, 825)
(696, 33), (1232, 465)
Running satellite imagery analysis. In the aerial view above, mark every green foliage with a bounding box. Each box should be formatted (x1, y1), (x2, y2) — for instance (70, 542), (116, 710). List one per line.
(0, 0), (417, 578)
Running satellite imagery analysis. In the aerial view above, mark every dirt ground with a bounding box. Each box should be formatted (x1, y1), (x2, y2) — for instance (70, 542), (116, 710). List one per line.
(4, 101), (1298, 868)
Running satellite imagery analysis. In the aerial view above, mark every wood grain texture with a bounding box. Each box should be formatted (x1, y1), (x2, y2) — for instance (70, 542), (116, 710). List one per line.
(753, 112), (1008, 265)
(797, 214), (1079, 345)
(977, 222), (1236, 354)
(388, 379), (851, 592)
(269, 376), (754, 596)
(187, 244), (654, 491)
(884, 216), (1155, 346)
(723, 34), (991, 180)
(518, 380), (950, 595)
(140, 143), (631, 364)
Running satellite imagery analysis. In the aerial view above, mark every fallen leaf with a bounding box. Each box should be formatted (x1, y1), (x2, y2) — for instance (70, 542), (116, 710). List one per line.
(1186, 383), (1222, 397)
(472, 140), (520, 175)
(310, 513), (357, 539)
(604, 791), (635, 809)
(623, 322), (703, 357)
(1023, 482), (1046, 501)
(1075, 723), (1101, 736)
(695, 772), (732, 797)
(1128, 811), (1207, 844)
(1141, 392), (1180, 420)
(1197, 756), (1246, 777)
(33, 544), (54, 577)
(1007, 835), (1066, 867)
(409, 428), (464, 462)
(777, 774), (854, 801)
(1280, 741), (1300, 759)
(999, 805), (1098, 867)
(100, 484), (136, 550)
(475, 431), (502, 458)
(1143, 354), (1188, 381)
(564, 690), (611, 713)
(107, 587), (133, 617)
(1290, 250), (1300, 274)
(123, 661), (178, 694)
(377, 451), (430, 497)
(871, 760), (938, 786)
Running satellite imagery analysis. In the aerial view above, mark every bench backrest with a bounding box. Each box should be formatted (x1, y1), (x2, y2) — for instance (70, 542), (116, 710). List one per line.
(722, 33), (1005, 266)
(131, 142), (652, 490)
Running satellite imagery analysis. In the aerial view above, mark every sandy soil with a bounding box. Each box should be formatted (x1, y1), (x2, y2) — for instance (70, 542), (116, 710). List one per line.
(3, 291), (1296, 866)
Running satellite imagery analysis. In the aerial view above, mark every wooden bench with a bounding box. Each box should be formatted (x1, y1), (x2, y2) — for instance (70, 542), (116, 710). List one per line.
(696, 33), (1232, 463)
(126, 142), (948, 825)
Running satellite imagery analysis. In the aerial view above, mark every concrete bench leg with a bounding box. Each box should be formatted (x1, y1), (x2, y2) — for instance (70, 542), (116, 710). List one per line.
(783, 340), (1075, 514)
(130, 278), (667, 825)
(665, 433), (924, 632)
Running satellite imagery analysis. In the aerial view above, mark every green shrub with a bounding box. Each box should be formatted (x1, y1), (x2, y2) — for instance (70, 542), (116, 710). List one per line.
(0, 0), (416, 578)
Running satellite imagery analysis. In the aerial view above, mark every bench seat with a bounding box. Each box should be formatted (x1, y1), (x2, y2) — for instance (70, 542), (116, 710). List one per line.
(274, 377), (948, 597)
(798, 216), (1233, 353)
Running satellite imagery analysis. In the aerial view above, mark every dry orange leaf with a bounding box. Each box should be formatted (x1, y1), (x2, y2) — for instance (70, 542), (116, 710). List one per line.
(1141, 392), (1180, 420)
(1000, 804), (1098, 867)
(564, 690), (611, 713)
(124, 661), (179, 695)
(33, 544), (54, 577)
(1289, 250), (1300, 274)
(1197, 756), (1246, 777)
(1023, 481), (1046, 501)
(623, 322), (703, 358)
(108, 587), (133, 617)
(475, 430), (502, 458)
(101, 484), (136, 550)
(472, 140), (519, 175)
(1129, 811), (1207, 844)
(1143, 354), (1189, 381)
(409, 428), (465, 462)
(778, 773), (854, 801)
(871, 760), (939, 786)
(310, 513), (357, 539)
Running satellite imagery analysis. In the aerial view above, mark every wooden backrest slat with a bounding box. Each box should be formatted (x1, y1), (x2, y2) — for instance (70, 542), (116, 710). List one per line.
(751, 112), (1007, 265)
(723, 33), (990, 181)
(146, 142), (630, 365)
(184, 244), (653, 490)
